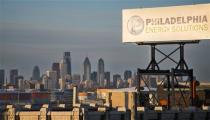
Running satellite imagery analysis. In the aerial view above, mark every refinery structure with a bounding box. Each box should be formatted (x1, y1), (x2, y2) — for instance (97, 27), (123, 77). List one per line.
(1, 3), (210, 120)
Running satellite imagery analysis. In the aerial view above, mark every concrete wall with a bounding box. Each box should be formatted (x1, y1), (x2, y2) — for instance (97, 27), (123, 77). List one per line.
(111, 92), (126, 108)
(3, 105), (210, 120)
(48, 112), (73, 120)
(17, 112), (40, 120)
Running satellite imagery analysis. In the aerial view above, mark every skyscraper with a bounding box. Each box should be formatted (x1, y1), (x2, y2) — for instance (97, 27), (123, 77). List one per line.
(46, 70), (57, 90)
(17, 76), (24, 90)
(41, 74), (48, 89)
(10, 69), (18, 87)
(52, 62), (60, 80)
(64, 52), (72, 77)
(0, 69), (5, 88)
(124, 70), (132, 81)
(59, 59), (67, 90)
(91, 71), (97, 83)
(60, 59), (67, 80)
(105, 72), (110, 88)
(32, 66), (40, 80)
(83, 57), (91, 81)
(97, 58), (104, 87)
(113, 74), (121, 88)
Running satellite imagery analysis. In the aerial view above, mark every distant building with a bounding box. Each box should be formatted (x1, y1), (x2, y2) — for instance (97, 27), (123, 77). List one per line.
(113, 74), (121, 88)
(83, 57), (91, 81)
(72, 74), (81, 86)
(52, 62), (60, 80)
(0, 69), (5, 88)
(60, 59), (67, 80)
(117, 79), (124, 88)
(32, 66), (40, 80)
(97, 58), (105, 87)
(124, 70), (132, 82)
(59, 59), (67, 89)
(46, 70), (57, 90)
(84, 80), (93, 89)
(63, 89), (73, 108)
(148, 76), (157, 88)
(41, 74), (48, 89)
(72, 74), (80, 81)
(59, 78), (65, 90)
(133, 72), (138, 85)
(96, 88), (136, 113)
(64, 52), (72, 77)
(0, 91), (50, 105)
(127, 78), (134, 87)
(10, 69), (18, 87)
(17, 76), (24, 90)
(105, 72), (110, 87)
(91, 71), (97, 83)
(52, 62), (60, 89)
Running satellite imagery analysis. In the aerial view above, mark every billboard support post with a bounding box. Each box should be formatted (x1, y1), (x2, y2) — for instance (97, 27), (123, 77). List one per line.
(146, 45), (159, 70)
(175, 44), (188, 70)
(137, 42), (196, 108)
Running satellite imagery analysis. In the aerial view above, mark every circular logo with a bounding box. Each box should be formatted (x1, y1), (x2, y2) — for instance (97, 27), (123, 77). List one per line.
(127, 16), (144, 35)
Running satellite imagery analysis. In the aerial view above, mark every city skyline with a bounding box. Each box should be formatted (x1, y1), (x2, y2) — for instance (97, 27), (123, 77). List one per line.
(1, 0), (210, 81)
(1, 1), (210, 120)
(0, 54), (132, 85)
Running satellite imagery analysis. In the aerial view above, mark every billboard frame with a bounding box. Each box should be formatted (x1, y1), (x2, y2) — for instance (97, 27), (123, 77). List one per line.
(122, 3), (210, 44)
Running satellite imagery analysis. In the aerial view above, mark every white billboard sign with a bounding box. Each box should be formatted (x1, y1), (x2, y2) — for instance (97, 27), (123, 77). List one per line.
(122, 4), (210, 43)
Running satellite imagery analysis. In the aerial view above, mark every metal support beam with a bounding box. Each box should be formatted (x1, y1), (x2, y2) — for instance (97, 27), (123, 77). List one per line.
(171, 69), (194, 106)
(171, 69), (175, 106)
(146, 45), (160, 70)
(190, 72), (194, 106)
(136, 42), (198, 109)
(167, 75), (170, 109)
(175, 44), (188, 70)
(156, 47), (179, 65)
(137, 69), (170, 107)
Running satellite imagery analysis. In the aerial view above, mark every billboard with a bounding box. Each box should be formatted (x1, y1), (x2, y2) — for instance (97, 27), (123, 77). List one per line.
(122, 4), (210, 43)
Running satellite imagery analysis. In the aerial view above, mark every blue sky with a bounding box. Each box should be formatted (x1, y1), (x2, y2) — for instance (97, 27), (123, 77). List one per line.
(1, 0), (210, 81)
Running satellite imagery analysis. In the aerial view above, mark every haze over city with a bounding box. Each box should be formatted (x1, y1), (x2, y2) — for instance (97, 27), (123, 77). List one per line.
(1, 1), (210, 120)
(1, 0), (210, 81)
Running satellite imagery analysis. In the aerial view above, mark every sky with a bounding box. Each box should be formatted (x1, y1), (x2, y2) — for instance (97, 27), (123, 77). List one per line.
(0, 0), (210, 81)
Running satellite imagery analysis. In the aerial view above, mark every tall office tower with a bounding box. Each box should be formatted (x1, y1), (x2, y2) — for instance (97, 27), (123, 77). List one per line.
(104, 72), (110, 87)
(60, 59), (67, 79)
(41, 74), (48, 89)
(124, 70), (132, 81)
(31, 66), (40, 80)
(97, 58), (104, 87)
(52, 62), (60, 80)
(113, 74), (121, 88)
(59, 59), (67, 89)
(83, 57), (91, 81)
(64, 52), (71, 77)
(10, 69), (18, 87)
(91, 71), (97, 83)
(17, 76), (24, 90)
(52, 62), (60, 88)
(0, 69), (5, 88)
(46, 70), (57, 90)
